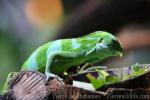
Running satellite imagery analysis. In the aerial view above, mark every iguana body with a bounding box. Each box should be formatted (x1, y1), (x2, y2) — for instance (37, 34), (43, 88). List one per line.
(22, 31), (123, 80)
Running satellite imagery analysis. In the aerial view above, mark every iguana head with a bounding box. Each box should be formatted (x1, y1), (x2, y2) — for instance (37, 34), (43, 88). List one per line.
(87, 31), (123, 62)
(96, 31), (123, 57)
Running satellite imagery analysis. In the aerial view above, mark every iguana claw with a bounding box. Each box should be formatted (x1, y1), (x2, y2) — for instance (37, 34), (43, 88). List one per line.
(46, 73), (64, 84)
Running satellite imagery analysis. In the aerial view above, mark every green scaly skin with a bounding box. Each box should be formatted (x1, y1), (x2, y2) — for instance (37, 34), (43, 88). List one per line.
(21, 31), (123, 82)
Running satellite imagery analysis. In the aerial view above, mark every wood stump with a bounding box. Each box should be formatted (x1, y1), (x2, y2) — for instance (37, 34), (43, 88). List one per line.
(2, 65), (150, 100)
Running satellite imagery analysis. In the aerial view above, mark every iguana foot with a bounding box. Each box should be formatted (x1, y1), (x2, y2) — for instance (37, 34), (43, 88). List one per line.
(45, 72), (64, 84)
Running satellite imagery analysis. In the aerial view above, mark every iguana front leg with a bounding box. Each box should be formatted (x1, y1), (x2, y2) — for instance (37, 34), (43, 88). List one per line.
(45, 51), (81, 83)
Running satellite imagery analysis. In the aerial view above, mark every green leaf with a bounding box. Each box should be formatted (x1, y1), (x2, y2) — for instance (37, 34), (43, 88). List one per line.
(86, 73), (105, 89)
(131, 63), (140, 71)
(105, 75), (120, 84)
(128, 69), (146, 78)
(96, 70), (109, 78)
(97, 69), (120, 84)
(3, 72), (17, 93)
(123, 64), (148, 80)
(87, 70), (120, 90)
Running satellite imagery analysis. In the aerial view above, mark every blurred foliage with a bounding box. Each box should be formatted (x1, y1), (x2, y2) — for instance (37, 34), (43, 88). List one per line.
(0, 0), (85, 92)
(0, 0), (64, 92)
(0, 32), (19, 91)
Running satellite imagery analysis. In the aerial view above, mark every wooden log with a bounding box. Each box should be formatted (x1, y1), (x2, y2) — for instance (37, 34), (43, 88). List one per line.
(6, 71), (47, 100)
(2, 64), (150, 100)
